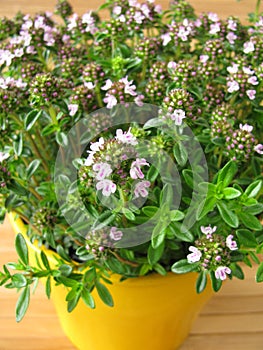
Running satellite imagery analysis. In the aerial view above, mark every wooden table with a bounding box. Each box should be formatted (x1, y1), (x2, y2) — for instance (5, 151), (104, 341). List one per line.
(1, 0), (263, 349)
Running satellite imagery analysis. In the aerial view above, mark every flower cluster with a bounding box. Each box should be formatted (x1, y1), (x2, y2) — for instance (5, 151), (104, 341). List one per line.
(187, 226), (238, 280)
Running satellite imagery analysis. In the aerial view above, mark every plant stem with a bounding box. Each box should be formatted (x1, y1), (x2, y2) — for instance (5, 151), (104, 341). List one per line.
(256, 0), (261, 17)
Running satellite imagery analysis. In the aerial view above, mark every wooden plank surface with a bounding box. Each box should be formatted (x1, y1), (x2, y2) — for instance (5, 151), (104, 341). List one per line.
(1, 0), (263, 349)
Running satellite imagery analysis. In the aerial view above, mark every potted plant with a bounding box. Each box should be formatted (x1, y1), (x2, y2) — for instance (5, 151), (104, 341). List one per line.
(0, 0), (262, 349)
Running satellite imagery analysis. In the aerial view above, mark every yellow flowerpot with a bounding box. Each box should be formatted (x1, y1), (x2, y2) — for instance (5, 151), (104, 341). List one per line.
(9, 213), (213, 350)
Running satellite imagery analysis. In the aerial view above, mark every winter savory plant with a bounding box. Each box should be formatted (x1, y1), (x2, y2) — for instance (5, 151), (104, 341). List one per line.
(0, 0), (263, 321)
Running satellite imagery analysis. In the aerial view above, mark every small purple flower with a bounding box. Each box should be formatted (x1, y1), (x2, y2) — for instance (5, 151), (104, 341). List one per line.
(120, 76), (137, 96)
(170, 109), (186, 125)
(115, 128), (137, 145)
(227, 80), (240, 93)
(93, 163), (112, 180)
(187, 246), (202, 263)
(254, 144), (263, 155)
(246, 89), (256, 100)
(161, 33), (171, 46)
(226, 32), (237, 44)
(226, 234), (238, 251)
(96, 179), (116, 197)
(247, 76), (258, 85)
(227, 63), (239, 74)
(104, 95), (118, 109)
(110, 227), (123, 241)
(134, 180), (151, 198)
(130, 158), (149, 179)
(215, 266), (231, 280)
(209, 22), (220, 35)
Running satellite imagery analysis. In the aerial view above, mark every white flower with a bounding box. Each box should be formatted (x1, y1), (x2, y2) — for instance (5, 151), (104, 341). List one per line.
(68, 104), (79, 116)
(227, 80), (240, 93)
(243, 41), (255, 54)
(115, 128), (138, 145)
(96, 179), (116, 197)
(226, 235), (238, 251)
(90, 137), (104, 152)
(14, 48), (24, 57)
(134, 11), (145, 24)
(84, 81), (95, 89)
(104, 95), (118, 109)
(0, 152), (9, 162)
(118, 14), (126, 23)
(199, 55), (209, 63)
(113, 6), (122, 15)
(15, 78), (27, 89)
(201, 225), (217, 235)
(130, 158), (149, 179)
(93, 163), (112, 180)
(167, 61), (177, 69)
(254, 144), (263, 155)
(243, 66), (254, 75)
(67, 14), (78, 31)
(120, 76), (137, 96)
(209, 22), (220, 35)
(246, 89), (256, 100)
(161, 33), (171, 46)
(134, 180), (151, 198)
(0, 49), (14, 66)
(170, 109), (186, 125)
(110, 227), (123, 241)
(187, 246), (202, 263)
(239, 123), (253, 132)
(85, 152), (95, 166)
(208, 12), (219, 22)
(141, 4), (151, 18)
(227, 63), (239, 74)
(215, 266), (231, 280)
(101, 79), (113, 90)
(154, 4), (162, 14)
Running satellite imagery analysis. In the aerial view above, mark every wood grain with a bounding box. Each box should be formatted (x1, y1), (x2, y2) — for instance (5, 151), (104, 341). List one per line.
(1, 0), (263, 349)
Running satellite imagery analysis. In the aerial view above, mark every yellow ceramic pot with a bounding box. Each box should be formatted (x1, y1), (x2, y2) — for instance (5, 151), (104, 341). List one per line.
(9, 213), (213, 350)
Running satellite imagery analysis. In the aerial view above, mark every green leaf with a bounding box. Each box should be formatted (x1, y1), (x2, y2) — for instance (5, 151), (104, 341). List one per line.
(142, 206), (158, 217)
(122, 208), (135, 221)
(7, 180), (28, 196)
(26, 159), (41, 178)
(244, 180), (262, 198)
(56, 245), (71, 262)
(170, 210), (185, 221)
(45, 276), (51, 299)
(256, 262), (263, 282)
(148, 242), (164, 266)
(230, 264), (244, 280)
(13, 133), (23, 156)
(210, 271), (222, 292)
(67, 292), (81, 312)
(217, 161), (237, 188)
(243, 203), (263, 215)
(16, 286), (30, 322)
(12, 273), (27, 288)
(81, 288), (95, 309)
(217, 202), (239, 228)
(24, 110), (42, 130)
(59, 264), (73, 276)
(196, 196), (217, 220)
(196, 271), (207, 293)
(223, 187), (242, 199)
(153, 263), (167, 275)
(182, 169), (194, 188)
(239, 212), (262, 231)
(15, 234), (29, 266)
(173, 142), (188, 167)
(40, 251), (50, 270)
(171, 259), (199, 274)
(236, 229), (258, 248)
(95, 282), (114, 307)
(56, 131), (68, 147)
(151, 229), (166, 249)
